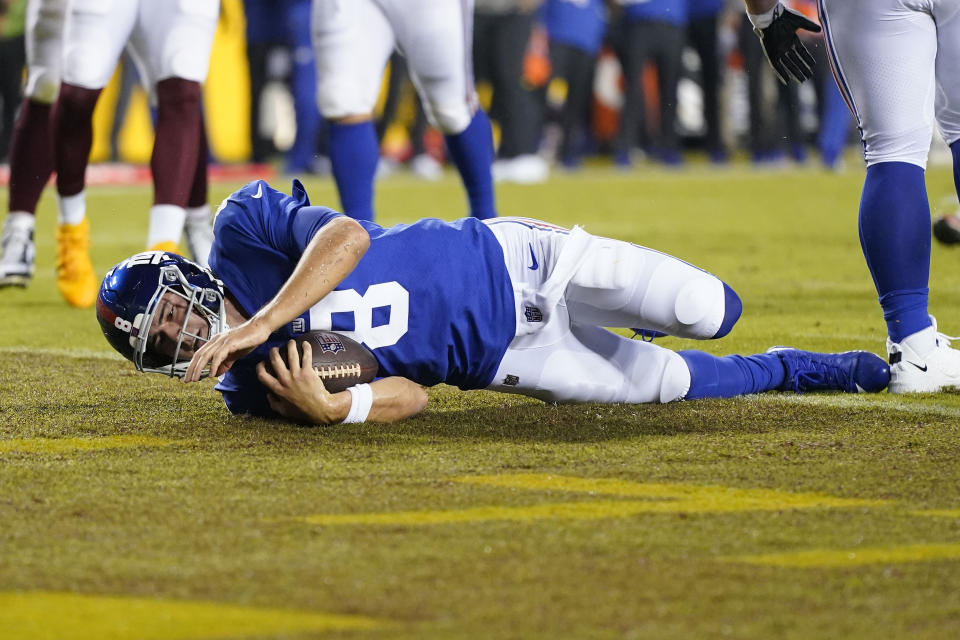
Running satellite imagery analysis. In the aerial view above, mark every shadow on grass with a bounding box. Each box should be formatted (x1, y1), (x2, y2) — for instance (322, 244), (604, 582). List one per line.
(1, 353), (932, 446)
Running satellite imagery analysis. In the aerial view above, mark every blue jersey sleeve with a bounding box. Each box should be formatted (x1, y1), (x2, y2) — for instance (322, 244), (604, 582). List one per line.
(216, 358), (275, 418)
(210, 179), (344, 317)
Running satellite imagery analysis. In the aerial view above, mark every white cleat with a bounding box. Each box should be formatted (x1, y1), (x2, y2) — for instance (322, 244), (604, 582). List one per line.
(887, 320), (960, 393)
(0, 214), (36, 288)
(409, 153), (443, 181)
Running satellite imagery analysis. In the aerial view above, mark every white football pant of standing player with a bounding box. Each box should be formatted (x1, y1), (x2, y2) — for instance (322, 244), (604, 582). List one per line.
(312, 0), (498, 222)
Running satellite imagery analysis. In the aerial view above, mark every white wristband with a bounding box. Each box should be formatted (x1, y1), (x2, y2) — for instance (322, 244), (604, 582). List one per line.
(747, 2), (781, 30)
(343, 383), (373, 424)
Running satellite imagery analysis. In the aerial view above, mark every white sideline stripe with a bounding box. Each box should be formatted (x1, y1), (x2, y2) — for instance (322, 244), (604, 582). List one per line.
(749, 393), (960, 420)
(0, 346), (124, 361)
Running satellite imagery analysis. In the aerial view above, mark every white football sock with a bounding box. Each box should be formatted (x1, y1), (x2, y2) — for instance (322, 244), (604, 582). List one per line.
(57, 191), (87, 226)
(186, 203), (211, 224)
(147, 204), (187, 249)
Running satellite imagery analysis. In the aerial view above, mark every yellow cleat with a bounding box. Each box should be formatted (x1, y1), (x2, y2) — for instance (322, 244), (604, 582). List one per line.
(55, 219), (98, 309)
(148, 241), (182, 255)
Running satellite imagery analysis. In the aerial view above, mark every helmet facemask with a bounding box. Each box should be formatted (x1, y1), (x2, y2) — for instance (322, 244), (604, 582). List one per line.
(133, 264), (226, 378)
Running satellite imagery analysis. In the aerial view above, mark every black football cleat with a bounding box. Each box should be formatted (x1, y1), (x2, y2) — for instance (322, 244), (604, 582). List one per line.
(933, 214), (960, 246)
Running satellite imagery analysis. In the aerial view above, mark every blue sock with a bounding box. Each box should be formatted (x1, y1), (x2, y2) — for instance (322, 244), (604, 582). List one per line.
(858, 162), (931, 342)
(329, 120), (379, 221)
(679, 350), (786, 399)
(445, 110), (497, 219)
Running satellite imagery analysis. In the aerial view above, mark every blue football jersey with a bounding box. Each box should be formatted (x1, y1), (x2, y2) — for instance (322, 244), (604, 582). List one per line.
(541, 0), (607, 55)
(209, 180), (516, 417)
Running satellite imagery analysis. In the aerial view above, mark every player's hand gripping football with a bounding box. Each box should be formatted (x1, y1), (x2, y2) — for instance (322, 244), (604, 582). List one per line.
(256, 339), (346, 425)
(184, 318), (272, 382)
(751, 2), (821, 84)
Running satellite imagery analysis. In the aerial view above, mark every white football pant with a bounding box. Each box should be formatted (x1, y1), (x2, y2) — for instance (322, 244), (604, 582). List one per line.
(312, 0), (478, 133)
(819, 0), (960, 167)
(24, 0), (69, 103)
(484, 218), (734, 404)
(62, 0), (219, 91)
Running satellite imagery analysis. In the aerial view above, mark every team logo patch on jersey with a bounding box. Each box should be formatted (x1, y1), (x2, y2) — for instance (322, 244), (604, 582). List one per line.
(317, 333), (346, 354)
(524, 306), (543, 323)
(503, 374), (519, 386)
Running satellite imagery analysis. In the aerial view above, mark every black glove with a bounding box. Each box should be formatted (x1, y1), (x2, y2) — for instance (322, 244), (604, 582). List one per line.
(751, 2), (822, 84)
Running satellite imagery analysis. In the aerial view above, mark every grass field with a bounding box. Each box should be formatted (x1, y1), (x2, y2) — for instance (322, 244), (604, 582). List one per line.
(2, 161), (960, 639)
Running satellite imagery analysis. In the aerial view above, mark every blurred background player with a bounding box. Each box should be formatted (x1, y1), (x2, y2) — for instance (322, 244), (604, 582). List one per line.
(686, 0), (728, 163)
(313, 0), (497, 221)
(0, 0), (26, 162)
(738, 2), (806, 165)
(474, 0), (549, 183)
(0, 0), (101, 308)
(614, 0), (688, 168)
(537, 0), (606, 170)
(243, 0), (328, 176)
(745, 0), (960, 393)
(53, 0), (218, 288)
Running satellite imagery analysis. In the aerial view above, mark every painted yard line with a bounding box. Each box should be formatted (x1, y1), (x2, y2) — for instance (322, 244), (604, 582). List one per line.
(0, 346), (123, 361)
(723, 543), (960, 568)
(297, 477), (882, 527)
(912, 509), (960, 519)
(0, 591), (382, 640)
(450, 474), (882, 509)
(0, 435), (184, 454)
(297, 497), (877, 527)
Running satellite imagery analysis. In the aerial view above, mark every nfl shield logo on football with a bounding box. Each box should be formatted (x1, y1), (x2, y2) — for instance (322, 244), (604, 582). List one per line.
(318, 333), (345, 354)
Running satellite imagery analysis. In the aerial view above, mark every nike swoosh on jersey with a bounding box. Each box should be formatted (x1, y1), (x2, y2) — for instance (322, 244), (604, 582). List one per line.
(527, 243), (538, 270)
(252, 183), (263, 199)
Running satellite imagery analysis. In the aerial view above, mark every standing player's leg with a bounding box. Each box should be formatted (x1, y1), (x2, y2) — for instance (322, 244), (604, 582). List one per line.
(132, 0), (217, 258)
(388, 0), (497, 220)
(313, 0), (394, 221)
(1, 0), (67, 288)
(820, 0), (960, 392)
(53, 0), (137, 307)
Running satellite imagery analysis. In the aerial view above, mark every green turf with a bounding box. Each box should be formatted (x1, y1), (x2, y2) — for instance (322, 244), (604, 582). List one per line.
(3, 163), (960, 639)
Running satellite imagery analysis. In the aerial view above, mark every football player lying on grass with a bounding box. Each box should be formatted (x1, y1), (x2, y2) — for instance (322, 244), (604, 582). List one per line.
(96, 180), (891, 425)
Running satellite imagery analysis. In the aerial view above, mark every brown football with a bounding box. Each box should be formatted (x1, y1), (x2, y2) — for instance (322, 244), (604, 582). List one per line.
(271, 331), (378, 393)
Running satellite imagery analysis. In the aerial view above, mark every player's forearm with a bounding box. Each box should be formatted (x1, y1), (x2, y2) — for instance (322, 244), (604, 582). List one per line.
(364, 377), (428, 423)
(303, 377), (428, 425)
(743, 0), (778, 14)
(253, 217), (369, 334)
